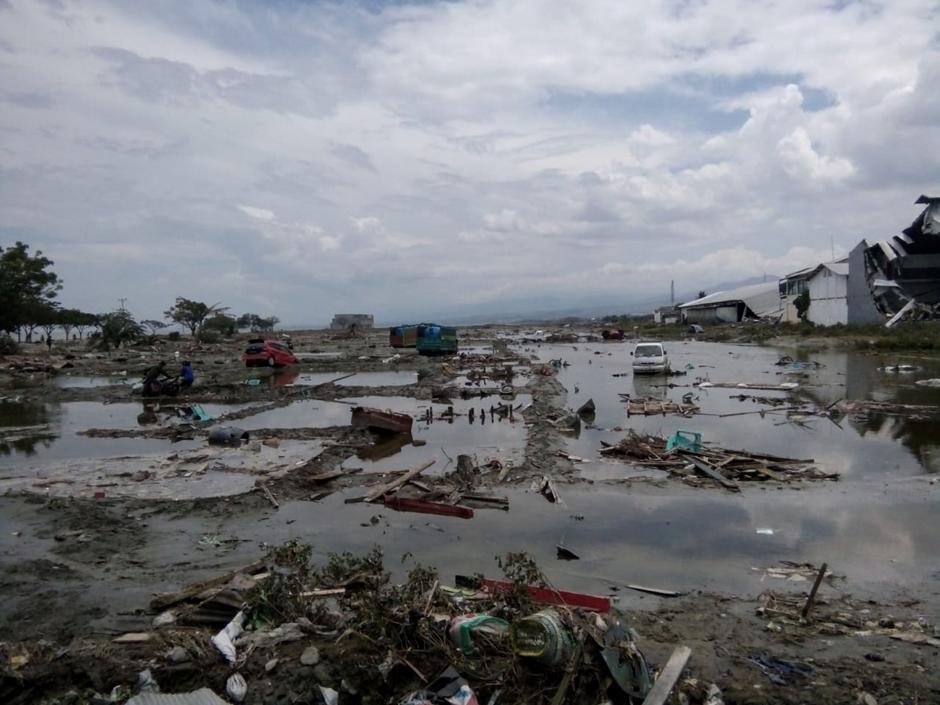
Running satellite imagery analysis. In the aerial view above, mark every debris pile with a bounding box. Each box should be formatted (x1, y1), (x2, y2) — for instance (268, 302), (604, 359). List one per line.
(618, 394), (700, 417)
(599, 431), (837, 489)
(19, 543), (707, 705)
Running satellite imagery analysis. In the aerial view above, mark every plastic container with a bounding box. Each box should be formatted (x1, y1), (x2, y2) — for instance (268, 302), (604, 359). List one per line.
(448, 614), (509, 655)
(510, 609), (574, 665)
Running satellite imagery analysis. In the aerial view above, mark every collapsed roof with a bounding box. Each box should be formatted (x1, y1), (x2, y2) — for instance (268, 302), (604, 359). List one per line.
(864, 195), (940, 318)
(678, 281), (782, 320)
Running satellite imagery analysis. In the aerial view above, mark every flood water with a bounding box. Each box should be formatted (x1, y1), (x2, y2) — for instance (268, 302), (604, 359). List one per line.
(518, 340), (940, 479)
(1, 339), (938, 614)
(0, 400), (235, 464)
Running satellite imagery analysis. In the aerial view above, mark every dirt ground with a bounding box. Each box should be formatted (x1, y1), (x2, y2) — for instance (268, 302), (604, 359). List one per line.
(1, 325), (938, 704)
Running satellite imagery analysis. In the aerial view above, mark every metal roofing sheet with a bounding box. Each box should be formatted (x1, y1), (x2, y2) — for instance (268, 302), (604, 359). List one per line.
(126, 689), (228, 705)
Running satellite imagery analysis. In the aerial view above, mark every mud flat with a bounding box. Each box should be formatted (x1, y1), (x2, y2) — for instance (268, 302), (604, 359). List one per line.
(1, 325), (938, 703)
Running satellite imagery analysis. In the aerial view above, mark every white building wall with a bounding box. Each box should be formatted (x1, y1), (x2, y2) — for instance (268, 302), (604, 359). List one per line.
(807, 270), (848, 326)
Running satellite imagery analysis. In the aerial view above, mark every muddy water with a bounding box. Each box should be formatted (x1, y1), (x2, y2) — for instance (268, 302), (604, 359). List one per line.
(520, 341), (940, 478)
(341, 395), (530, 474)
(0, 401), (215, 464)
(54, 375), (132, 388)
(7, 475), (932, 637)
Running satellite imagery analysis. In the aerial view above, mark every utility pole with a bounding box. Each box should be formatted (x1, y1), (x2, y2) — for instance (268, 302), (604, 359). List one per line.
(670, 280), (675, 305)
(118, 297), (128, 312)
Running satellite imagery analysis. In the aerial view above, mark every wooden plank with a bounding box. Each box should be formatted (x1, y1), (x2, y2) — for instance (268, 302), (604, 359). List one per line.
(682, 454), (740, 492)
(150, 560), (265, 610)
(641, 645), (692, 705)
(800, 562), (828, 621)
(307, 467), (363, 484)
(365, 460), (435, 502)
(477, 577), (611, 612)
(626, 584), (681, 598)
(382, 494), (474, 519)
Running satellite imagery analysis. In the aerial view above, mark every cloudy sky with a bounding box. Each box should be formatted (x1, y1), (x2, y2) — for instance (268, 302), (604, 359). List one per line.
(1, 0), (938, 325)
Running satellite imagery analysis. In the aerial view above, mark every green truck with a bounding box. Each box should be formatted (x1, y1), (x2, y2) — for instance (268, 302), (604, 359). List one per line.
(415, 323), (458, 355)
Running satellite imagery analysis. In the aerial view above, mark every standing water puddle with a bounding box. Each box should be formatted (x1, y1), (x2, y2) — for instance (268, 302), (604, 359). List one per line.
(521, 341), (940, 479)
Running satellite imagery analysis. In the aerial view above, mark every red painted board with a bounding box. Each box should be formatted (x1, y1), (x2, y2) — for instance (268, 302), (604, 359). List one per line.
(382, 495), (474, 519)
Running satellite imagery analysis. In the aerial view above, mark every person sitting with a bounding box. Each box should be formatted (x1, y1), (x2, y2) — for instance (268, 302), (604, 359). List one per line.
(180, 360), (195, 388)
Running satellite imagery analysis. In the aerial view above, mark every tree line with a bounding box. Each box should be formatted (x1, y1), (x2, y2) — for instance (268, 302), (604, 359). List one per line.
(0, 242), (282, 350)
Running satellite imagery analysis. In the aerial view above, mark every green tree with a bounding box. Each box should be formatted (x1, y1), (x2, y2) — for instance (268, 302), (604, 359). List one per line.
(164, 298), (228, 337)
(794, 290), (811, 321)
(35, 303), (61, 343)
(257, 315), (279, 332)
(203, 313), (237, 337)
(237, 313), (257, 330)
(141, 319), (168, 337)
(71, 311), (99, 340)
(90, 310), (143, 351)
(0, 242), (62, 337)
(58, 308), (89, 341)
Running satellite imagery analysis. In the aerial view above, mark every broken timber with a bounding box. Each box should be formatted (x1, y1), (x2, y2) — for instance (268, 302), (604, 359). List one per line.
(641, 645), (692, 705)
(365, 460), (436, 502)
(680, 453), (740, 492)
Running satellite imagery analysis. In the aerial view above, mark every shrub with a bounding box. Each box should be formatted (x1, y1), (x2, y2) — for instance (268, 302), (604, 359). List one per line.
(0, 336), (20, 355)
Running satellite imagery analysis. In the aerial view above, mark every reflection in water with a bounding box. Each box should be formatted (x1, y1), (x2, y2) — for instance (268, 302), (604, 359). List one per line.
(521, 341), (940, 478)
(0, 400), (207, 466)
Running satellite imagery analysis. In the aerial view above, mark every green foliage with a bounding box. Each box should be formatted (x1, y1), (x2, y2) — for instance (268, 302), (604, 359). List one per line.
(59, 308), (98, 339)
(141, 319), (168, 337)
(0, 242), (61, 334)
(89, 310), (143, 351)
(247, 539), (315, 625)
(794, 290), (811, 321)
(238, 312), (280, 332)
(0, 336), (20, 355)
(202, 313), (237, 337)
(165, 297), (228, 337)
(496, 551), (544, 611)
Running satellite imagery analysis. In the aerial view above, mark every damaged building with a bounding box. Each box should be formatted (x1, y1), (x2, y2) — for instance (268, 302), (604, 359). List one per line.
(330, 313), (374, 331)
(848, 195), (940, 325)
(678, 282), (783, 324)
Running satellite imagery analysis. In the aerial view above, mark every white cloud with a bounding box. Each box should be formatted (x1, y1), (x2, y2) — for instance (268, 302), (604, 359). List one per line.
(237, 204), (276, 221)
(0, 0), (937, 323)
(776, 127), (854, 182)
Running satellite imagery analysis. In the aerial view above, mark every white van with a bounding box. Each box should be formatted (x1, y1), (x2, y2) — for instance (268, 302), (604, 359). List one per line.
(631, 341), (669, 375)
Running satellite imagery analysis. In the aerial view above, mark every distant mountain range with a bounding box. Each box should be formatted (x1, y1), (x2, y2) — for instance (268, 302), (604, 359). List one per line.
(286, 275), (779, 328)
(400, 275), (779, 325)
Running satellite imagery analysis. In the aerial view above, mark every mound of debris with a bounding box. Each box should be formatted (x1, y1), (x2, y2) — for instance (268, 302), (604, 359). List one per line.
(0, 543), (720, 705)
(599, 431), (838, 490)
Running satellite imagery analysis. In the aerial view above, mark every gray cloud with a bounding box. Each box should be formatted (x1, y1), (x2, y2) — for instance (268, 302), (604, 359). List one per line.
(330, 142), (376, 172)
(0, 0), (937, 324)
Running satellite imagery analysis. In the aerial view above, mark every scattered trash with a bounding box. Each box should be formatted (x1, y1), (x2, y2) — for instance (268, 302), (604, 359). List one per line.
(511, 609), (574, 666)
(576, 398), (596, 419)
(448, 614), (509, 655)
(665, 430), (702, 453)
(319, 686), (340, 705)
(211, 610), (245, 664)
(556, 545), (580, 561)
(398, 667), (479, 705)
(748, 653), (813, 685)
(755, 528), (775, 535)
(225, 673), (247, 703)
(126, 689), (228, 705)
(601, 431), (834, 487)
(351, 406), (414, 434)
(207, 426), (249, 447)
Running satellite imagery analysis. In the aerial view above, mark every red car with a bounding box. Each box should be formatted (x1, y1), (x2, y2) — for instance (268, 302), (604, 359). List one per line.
(242, 338), (298, 367)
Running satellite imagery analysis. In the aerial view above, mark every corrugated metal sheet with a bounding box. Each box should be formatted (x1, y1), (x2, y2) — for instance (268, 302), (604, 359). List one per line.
(126, 689), (228, 705)
(679, 282), (782, 318)
(823, 262), (848, 276)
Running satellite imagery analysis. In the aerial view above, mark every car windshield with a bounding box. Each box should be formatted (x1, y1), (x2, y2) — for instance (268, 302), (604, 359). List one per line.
(635, 344), (663, 358)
